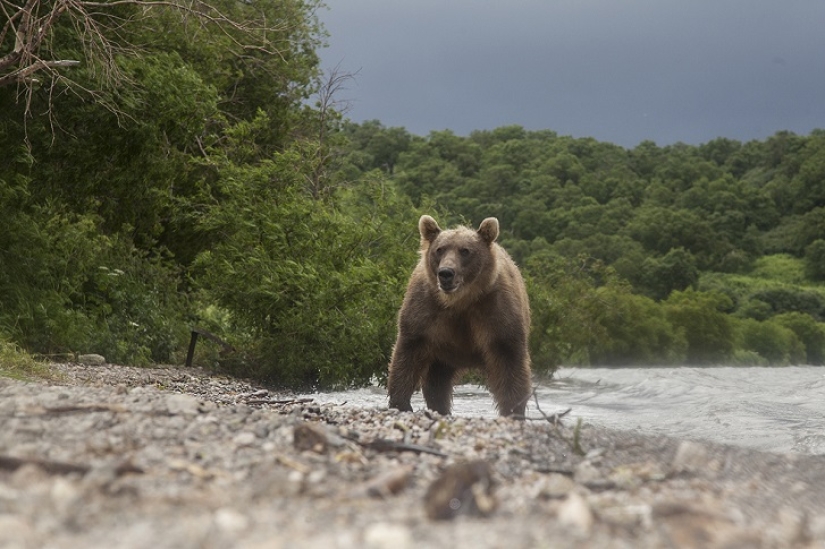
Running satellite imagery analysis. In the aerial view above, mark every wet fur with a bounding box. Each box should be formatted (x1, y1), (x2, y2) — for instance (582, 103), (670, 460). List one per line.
(387, 215), (532, 417)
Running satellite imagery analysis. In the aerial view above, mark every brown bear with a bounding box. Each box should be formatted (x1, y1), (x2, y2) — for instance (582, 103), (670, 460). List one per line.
(387, 215), (532, 417)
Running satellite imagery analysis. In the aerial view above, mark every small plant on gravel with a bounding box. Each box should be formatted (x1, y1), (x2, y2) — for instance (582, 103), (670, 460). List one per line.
(0, 339), (51, 380)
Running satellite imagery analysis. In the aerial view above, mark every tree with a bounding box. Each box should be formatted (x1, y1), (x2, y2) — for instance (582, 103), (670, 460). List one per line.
(1, 0), (322, 123)
(194, 156), (422, 387)
(638, 247), (699, 301)
(736, 318), (805, 365)
(665, 290), (735, 364)
(588, 289), (685, 365)
(805, 240), (825, 281)
(774, 312), (825, 365)
(524, 254), (618, 370)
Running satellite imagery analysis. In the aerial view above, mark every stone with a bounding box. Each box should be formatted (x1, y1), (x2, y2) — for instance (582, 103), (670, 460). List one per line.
(671, 441), (709, 473)
(537, 473), (575, 499)
(166, 394), (201, 416)
(0, 515), (36, 548)
(573, 461), (602, 484)
(363, 522), (412, 549)
(557, 492), (593, 534)
(214, 508), (250, 535)
(77, 353), (106, 365)
(424, 460), (497, 520)
(233, 432), (257, 447)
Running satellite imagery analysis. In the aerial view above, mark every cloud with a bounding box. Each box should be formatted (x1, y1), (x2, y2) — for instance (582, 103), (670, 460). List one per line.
(320, 0), (825, 146)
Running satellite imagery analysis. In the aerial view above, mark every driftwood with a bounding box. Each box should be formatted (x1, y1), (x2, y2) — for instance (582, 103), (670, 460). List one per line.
(0, 455), (91, 475)
(358, 437), (448, 458)
(0, 455), (143, 476)
(184, 327), (235, 367)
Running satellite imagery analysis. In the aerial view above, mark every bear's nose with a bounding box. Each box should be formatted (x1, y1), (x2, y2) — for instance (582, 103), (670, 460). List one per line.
(438, 267), (455, 285)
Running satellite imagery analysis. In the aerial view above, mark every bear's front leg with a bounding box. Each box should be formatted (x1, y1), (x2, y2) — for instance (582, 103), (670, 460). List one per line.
(387, 337), (428, 412)
(485, 341), (532, 418)
(422, 360), (455, 415)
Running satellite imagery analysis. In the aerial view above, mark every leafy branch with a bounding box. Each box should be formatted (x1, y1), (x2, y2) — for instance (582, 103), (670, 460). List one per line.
(1, 0), (293, 118)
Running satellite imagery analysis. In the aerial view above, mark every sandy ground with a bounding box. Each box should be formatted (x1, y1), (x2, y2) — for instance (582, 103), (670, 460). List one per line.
(1, 362), (825, 548)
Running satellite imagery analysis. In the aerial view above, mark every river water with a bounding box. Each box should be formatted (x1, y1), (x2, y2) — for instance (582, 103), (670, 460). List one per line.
(306, 366), (825, 456)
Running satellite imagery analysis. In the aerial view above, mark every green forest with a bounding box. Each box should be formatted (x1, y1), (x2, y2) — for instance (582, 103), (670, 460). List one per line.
(2, 0), (825, 387)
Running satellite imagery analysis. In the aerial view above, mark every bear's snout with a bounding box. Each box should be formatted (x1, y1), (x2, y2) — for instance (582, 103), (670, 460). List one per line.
(437, 267), (457, 292)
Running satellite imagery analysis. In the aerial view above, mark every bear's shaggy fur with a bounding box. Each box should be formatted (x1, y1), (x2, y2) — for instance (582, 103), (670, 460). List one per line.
(387, 215), (532, 417)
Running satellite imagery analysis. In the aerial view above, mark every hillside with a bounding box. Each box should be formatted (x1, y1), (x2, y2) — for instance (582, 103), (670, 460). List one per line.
(339, 122), (825, 369)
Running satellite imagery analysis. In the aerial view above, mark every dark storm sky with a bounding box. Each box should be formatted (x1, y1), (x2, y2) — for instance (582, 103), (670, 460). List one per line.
(317, 1), (825, 147)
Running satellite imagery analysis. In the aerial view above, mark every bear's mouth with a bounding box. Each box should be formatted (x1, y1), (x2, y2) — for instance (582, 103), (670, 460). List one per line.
(438, 281), (461, 294)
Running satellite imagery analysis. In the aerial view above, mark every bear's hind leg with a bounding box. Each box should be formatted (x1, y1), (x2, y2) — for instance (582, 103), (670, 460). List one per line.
(422, 361), (455, 415)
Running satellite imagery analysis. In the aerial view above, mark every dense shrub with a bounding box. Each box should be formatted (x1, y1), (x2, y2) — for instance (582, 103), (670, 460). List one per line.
(589, 289), (686, 365)
(0, 191), (188, 364)
(750, 287), (825, 320)
(523, 254), (609, 371)
(664, 290), (735, 364)
(194, 157), (421, 388)
(805, 240), (825, 281)
(735, 318), (805, 365)
(773, 312), (825, 365)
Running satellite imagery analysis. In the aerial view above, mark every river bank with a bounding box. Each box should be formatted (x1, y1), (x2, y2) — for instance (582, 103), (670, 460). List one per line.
(1, 362), (824, 548)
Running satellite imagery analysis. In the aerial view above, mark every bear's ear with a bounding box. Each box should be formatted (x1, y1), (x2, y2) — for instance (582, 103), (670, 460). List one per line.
(477, 217), (499, 244)
(419, 215), (441, 243)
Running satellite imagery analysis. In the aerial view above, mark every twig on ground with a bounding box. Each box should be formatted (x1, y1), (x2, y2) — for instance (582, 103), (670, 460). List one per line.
(357, 437), (448, 458)
(514, 387), (586, 456)
(43, 403), (128, 414)
(0, 454), (145, 476)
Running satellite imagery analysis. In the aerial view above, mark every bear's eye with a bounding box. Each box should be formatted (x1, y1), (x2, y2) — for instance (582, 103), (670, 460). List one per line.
(435, 246), (445, 256)
(459, 247), (470, 257)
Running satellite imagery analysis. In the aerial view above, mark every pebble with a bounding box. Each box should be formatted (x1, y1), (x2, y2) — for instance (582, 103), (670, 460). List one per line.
(166, 393), (201, 416)
(363, 522), (412, 549)
(557, 492), (594, 534)
(0, 515), (35, 549)
(573, 461), (602, 484)
(537, 473), (575, 499)
(77, 353), (106, 365)
(214, 507), (250, 534)
(1, 362), (823, 549)
(50, 477), (80, 514)
(671, 440), (709, 473)
(424, 460), (497, 520)
(233, 432), (257, 447)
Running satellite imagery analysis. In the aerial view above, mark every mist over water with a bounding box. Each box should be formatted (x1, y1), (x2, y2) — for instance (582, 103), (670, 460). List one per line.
(306, 366), (825, 455)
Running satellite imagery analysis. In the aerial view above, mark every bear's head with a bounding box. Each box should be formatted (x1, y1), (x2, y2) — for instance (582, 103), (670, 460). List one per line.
(418, 215), (500, 303)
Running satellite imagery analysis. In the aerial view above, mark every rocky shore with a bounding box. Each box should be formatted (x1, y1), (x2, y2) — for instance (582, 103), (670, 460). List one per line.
(1, 362), (824, 548)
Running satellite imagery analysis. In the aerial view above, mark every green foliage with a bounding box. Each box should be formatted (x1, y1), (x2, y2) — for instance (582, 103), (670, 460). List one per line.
(664, 291), (735, 364)
(773, 312), (825, 365)
(0, 0), (329, 373)
(735, 318), (805, 365)
(804, 240), (825, 281)
(0, 338), (50, 381)
(84, 246), (190, 365)
(749, 288), (825, 320)
(751, 254), (807, 284)
(0, 174), (187, 363)
(637, 247), (699, 301)
(524, 255), (610, 370)
(194, 154), (421, 388)
(589, 289), (686, 365)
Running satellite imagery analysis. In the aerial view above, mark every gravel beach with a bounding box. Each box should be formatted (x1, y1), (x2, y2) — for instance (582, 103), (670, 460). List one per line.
(2, 362), (825, 548)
